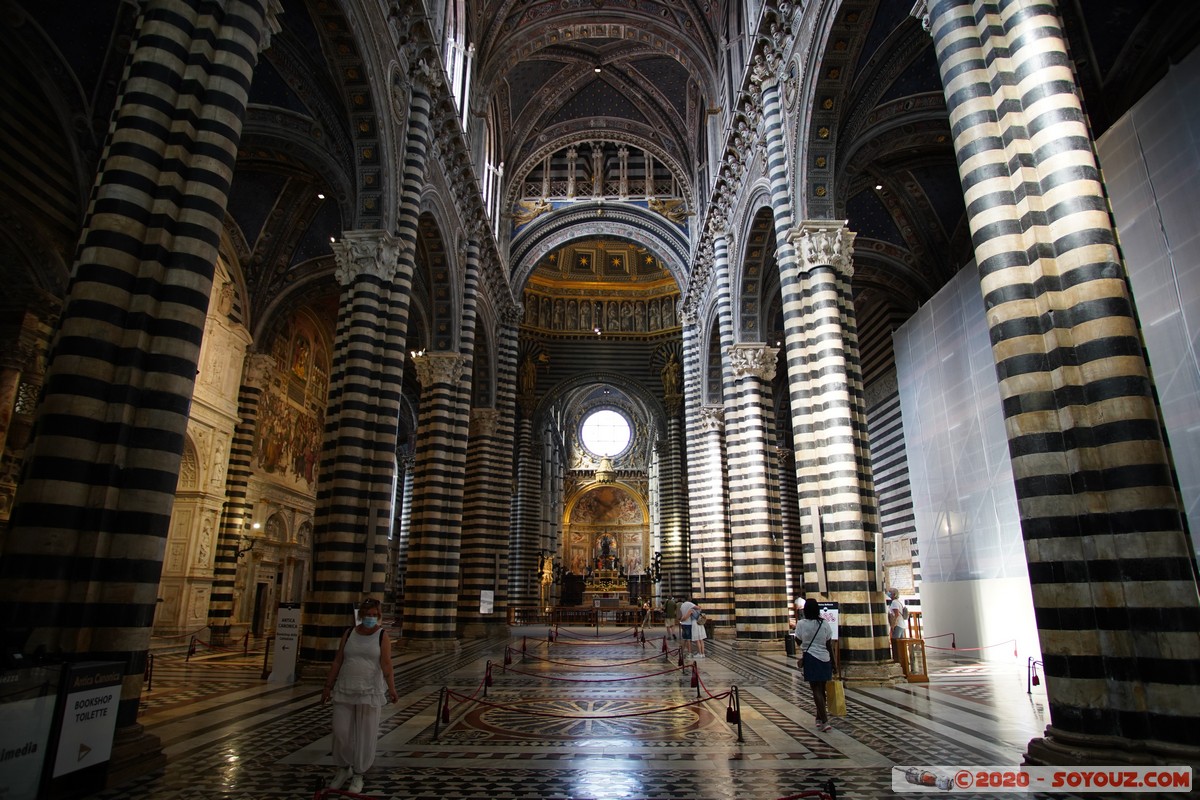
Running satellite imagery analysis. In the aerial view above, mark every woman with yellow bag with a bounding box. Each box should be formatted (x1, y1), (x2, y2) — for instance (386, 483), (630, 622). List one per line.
(795, 598), (838, 732)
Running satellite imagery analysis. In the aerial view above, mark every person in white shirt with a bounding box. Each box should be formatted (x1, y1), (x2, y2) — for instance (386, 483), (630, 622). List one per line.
(886, 588), (906, 659)
(677, 597), (707, 658)
(795, 597), (836, 731)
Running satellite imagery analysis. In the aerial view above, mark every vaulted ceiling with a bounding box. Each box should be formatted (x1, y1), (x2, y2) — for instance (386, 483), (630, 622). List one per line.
(3, 0), (1198, 373)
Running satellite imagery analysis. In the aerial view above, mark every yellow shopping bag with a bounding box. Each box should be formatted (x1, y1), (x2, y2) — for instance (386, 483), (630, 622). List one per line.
(827, 678), (846, 717)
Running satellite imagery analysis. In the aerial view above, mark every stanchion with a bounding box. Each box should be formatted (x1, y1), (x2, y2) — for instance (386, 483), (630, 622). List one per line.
(433, 687), (447, 740)
(1026, 656), (1044, 694)
(143, 653), (154, 692)
(691, 664), (699, 697)
(243, 631), (251, 654)
(187, 637), (197, 661)
(729, 685), (743, 742)
(485, 661), (493, 698)
(261, 636), (274, 679)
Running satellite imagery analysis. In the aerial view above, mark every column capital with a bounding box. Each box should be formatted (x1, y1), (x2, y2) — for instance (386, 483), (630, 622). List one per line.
(728, 343), (779, 381)
(470, 408), (501, 437)
(502, 304), (525, 327)
(331, 230), (402, 285)
(698, 404), (724, 433)
(410, 351), (467, 387)
(909, 0), (932, 35)
(789, 221), (856, 278)
(260, 0), (284, 51)
(243, 352), (276, 388)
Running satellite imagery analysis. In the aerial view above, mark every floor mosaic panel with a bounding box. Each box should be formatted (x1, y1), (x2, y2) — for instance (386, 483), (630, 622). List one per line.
(78, 627), (1086, 800)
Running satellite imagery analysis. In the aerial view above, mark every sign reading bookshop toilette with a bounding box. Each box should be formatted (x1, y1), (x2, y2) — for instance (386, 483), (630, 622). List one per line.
(52, 662), (122, 778)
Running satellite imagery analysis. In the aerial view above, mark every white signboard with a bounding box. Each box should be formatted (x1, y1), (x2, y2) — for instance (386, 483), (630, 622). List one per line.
(479, 590), (494, 615)
(0, 668), (57, 800)
(817, 601), (840, 641)
(53, 663), (122, 778)
(268, 605), (301, 684)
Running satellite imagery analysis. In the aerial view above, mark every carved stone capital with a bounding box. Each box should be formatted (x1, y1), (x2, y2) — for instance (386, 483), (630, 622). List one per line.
(910, 0), (932, 34)
(331, 230), (401, 285)
(789, 221), (856, 278)
(243, 352), (276, 389)
(411, 352), (467, 387)
(260, 0), (284, 51)
(502, 304), (525, 327)
(728, 343), (779, 382)
(698, 404), (724, 433)
(470, 408), (501, 437)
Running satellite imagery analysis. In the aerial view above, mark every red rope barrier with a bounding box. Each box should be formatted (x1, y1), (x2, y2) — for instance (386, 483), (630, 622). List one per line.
(500, 663), (688, 683)
(926, 638), (1016, 656)
(554, 626), (641, 641)
(509, 645), (681, 669)
(444, 688), (730, 720)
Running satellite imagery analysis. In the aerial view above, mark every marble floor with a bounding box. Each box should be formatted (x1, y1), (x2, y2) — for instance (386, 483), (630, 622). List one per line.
(86, 626), (1069, 800)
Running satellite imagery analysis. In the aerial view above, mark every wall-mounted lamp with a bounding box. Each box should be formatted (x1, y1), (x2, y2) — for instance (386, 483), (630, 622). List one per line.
(236, 537), (257, 558)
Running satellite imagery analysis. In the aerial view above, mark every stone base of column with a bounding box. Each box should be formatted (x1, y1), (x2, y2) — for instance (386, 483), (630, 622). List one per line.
(400, 636), (461, 653)
(1026, 725), (1200, 771)
(106, 723), (166, 789)
(842, 660), (905, 687)
(729, 637), (788, 655)
(459, 621), (508, 638)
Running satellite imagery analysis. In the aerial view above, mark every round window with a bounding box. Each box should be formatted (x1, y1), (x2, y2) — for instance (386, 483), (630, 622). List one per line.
(580, 408), (631, 457)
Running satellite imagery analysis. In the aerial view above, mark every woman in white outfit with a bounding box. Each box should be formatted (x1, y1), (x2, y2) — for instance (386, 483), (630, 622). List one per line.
(322, 598), (399, 794)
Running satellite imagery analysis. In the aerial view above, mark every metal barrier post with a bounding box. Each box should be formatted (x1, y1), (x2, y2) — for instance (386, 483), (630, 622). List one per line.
(261, 636), (273, 679)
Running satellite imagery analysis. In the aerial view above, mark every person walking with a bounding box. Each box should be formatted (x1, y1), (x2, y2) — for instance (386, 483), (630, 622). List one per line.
(664, 595), (679, 641)
(795, 597), (836, 731)
(322, 598), (399, 794)
(678, 596), (707, 658)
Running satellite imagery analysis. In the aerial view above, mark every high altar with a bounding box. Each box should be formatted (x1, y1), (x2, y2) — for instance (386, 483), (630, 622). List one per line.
(582, 531), (628, 607)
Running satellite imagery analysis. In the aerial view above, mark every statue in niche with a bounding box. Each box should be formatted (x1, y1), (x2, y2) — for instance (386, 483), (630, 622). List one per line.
(649, 300), (661, 331)
(661, 351), (681, 396)
(540, 297), (551, 328)
(567, 300), (578, 330)
(596, 532), (618, 570)
(607, 302), (619, 331)
(553, 299), (564, 329)
(663, 300), (675, 328)
(519, 353), (539, 396)
(635, 301), (645, 331)
(621, 301), (633, 331)
(581, 300), (591, 330)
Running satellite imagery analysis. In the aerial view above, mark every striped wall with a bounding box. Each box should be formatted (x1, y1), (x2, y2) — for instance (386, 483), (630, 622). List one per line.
(0, 0), (278, 726)
(923, 0), (1200, 754)
(865, 371), (921, 615)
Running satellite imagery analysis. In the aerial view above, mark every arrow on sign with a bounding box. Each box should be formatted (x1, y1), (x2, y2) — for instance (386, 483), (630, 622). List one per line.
(78, 743), (92, 762)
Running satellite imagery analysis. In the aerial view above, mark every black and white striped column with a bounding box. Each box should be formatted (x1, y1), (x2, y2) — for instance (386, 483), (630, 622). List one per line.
(209, 353), (274, 639)
(787, 221), (892, 673)
(0, 0), (280, 728)
(919, 0), (1200, 762)
(303, 231), (405, 659)
(403, 352), (469, 644)
(725, 343), (788, 644)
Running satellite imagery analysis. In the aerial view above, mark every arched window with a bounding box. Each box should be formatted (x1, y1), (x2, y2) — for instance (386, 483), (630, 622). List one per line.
(443, 0), (472, 127)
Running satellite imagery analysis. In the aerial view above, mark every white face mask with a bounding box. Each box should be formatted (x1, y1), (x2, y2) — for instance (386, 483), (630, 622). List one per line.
(361, 616), (379, 629)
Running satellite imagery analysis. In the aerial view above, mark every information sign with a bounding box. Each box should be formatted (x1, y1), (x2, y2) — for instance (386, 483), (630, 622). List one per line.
(52, 662), (122, 778)
(268, 604), (301, 684)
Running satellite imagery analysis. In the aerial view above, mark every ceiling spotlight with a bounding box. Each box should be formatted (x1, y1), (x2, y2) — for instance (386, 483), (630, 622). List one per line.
(594, 66), (602, 73)
(317, 193), (325, 199)
(875, 184), (883, 190)
(594, 327), (602, 335)
(329, 236), (336, 243)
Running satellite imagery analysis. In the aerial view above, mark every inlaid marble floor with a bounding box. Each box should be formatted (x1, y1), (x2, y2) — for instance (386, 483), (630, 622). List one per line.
(84, 626), (1070, 800)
